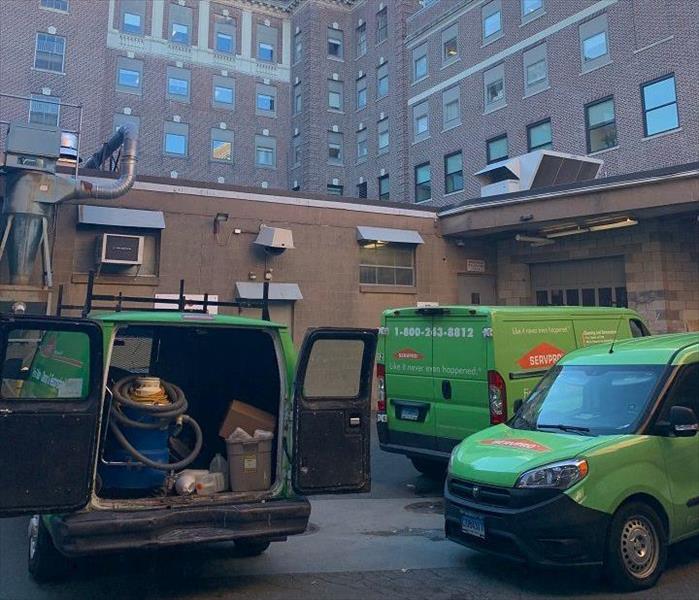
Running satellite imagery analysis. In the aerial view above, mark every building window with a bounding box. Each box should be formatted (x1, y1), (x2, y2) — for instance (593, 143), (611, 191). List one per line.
(376, 7), (388, 43)
(257, 24), (277, 62)
(413, 101), (429, 142)
(212, 76), (235, 109)
(523, 43), (548, 95)
(120, 1), (145, 35)
(527, 119), (552, 151)
(328, 131), (343, 164)
(327, 184), (344, 196)
(413, 43), (428, 82)
(113, 113), (140, 137)
(211, 129), (234, 162)
(29, 94), (60, 126)
(356, 22), (367, 57)
(377, 63), (389, 98)
(356, 76), (367, 110)
(482, 0), (503, 43)
(444, 151), (463, 194)
(116, 57), (143, 94)
(442, 86), (460, 130)
(166, 66), (190, 102)
(521, 0), (544, 22)
(483, 63), (505, 111)
(255, 135), (277, 168)
(169, 4), (192, 45)
(34, 33), (65, 73)
(164, 122), (188, 157)
(328, 80), (343, 111)
(585, 97), (617, 153)
(357, 181), (368, 198)
(415, 162), (431, 203)
(256, 84), (277, 116)
(356, 127), (368, 160)
(487, 134), (508, 164)
(359, 243), (414, 286)
(378, 118), (389, 153)
(293, 30), (302, 63)
(41, 0), (69, 10)
(378, 174), (390, 200)
(579, 14), (610, 71)
(442, 24), (458, 63)
(293, 82), (302, 114)
(328, 28), (343, 59)
(292, 133), (302, 166)
(642, 74), (679, 137)
(214, 18), (236, 54)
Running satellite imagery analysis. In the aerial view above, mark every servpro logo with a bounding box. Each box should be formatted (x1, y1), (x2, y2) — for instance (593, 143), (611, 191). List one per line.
(517, 342), (565, 369)
(480, 438), (550, 452)
(393, 348), (424, 360)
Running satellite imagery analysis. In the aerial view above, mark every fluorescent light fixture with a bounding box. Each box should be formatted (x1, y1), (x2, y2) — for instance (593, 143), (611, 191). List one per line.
(546, 227), (589, 239)
(589, 218), (638, 232)
(515, 234), (554, 246)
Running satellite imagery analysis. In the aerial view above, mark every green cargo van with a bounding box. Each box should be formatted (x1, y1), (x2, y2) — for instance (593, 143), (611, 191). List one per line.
(376, 306), (649, 476)
(445, 333), (699, 591)
(0, 307), (376, 581)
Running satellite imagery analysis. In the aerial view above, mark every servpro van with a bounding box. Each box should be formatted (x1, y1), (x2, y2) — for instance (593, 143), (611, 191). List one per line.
(376, 306), (649, 476)
(445, 333), (699, 591)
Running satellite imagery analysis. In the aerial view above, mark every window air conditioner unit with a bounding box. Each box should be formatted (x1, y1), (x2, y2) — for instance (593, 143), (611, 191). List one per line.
(96, 233), (144, 266)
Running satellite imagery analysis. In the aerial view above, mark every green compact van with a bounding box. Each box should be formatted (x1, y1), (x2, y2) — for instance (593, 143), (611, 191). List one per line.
(376, 306), (649, 476)
(445, 333), (699, 590)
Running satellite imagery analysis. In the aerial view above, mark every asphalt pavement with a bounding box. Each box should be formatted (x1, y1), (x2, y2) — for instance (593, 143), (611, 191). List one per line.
(2, 426), (699, 599)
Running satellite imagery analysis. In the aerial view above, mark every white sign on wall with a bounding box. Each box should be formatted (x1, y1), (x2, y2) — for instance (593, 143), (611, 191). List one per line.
(466, 259), (486, 273)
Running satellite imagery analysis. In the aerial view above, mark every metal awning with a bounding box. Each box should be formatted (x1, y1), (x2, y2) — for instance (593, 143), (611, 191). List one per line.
(235, 282), (303, 301)
(78, 205), (166, 229)
(356, 226), (424, 245)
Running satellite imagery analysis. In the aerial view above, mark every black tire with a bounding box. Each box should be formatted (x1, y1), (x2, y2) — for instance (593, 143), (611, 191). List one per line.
(28, 516), (71, 583)
(410, 457), (446, 479)
(234, 539), (271, 557)
(604, 501), (667, 592)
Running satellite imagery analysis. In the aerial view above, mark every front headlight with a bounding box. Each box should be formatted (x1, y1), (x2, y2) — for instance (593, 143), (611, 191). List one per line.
(515, 459), (588, 490)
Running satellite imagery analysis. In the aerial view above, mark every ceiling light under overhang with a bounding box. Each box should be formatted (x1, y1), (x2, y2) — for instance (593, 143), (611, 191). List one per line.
(544, 217), (638, 239)
(514, 234), (555, 246)
(588, 218), (638, 232)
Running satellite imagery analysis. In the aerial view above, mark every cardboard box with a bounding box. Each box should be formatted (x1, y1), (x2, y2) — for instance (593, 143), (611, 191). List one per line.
(219, 400), (276, 440)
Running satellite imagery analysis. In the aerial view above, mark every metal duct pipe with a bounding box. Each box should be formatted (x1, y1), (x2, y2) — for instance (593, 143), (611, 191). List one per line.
(69, 124), (138, 200)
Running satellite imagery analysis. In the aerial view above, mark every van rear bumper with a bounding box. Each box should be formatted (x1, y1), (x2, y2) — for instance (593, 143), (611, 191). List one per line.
(377, 421), (457, 462)
(48, 498), (311, 557)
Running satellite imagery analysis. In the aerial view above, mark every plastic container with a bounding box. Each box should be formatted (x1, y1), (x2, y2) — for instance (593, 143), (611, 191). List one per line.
(195, 472), (226, 495)
(209, 454), (229, 491)
(226, 438), (272, 492)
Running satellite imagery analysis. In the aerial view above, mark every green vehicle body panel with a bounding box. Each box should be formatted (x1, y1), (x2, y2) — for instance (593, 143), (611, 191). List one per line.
(449, 332), (699, 545)
(380, 306), (645, 450)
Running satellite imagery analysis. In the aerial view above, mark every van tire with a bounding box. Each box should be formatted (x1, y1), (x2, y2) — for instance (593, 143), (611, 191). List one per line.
(604, 501), (667, 592)
(28, 516), (71, 583)
(234, 540), (271, 557)
(410, 457), (446, 479)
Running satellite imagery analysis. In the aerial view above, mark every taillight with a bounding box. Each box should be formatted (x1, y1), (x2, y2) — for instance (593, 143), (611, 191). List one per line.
(488, 370), (507, 424)
(376, 364), (386, 413)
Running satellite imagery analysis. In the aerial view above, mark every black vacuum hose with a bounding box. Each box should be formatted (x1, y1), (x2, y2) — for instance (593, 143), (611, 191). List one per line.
(109, 375), (203, 471)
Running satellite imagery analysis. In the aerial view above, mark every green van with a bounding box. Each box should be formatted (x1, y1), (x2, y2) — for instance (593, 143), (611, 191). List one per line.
(445, 333), (699, 590)
(376, 306), (649, 476)
(0, 308), (376, 581)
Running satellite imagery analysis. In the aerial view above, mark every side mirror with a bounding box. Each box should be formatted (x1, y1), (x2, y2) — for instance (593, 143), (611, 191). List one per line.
(670, 406), (699, 437)
(513, 398), (523, 414)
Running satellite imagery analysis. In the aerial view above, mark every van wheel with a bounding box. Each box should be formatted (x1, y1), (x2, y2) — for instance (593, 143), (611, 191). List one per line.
(605, 502), (667, 591)
(28, 516), (71, 582)
(410, 457), (446, 479)
(234, 540), (271, 557)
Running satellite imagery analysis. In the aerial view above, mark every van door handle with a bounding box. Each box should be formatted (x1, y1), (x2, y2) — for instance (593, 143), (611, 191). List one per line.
(349, 416), (361, 427)
(442, 380), (452, 400)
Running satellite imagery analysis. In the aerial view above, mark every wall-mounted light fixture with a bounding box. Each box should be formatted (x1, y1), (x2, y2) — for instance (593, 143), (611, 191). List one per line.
(213, 212), (229, 234)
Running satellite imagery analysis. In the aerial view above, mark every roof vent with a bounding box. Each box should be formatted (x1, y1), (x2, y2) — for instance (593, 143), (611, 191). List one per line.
(474, 150), (604, 198)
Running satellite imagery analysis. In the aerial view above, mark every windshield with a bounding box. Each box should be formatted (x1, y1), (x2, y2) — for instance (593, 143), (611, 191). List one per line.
(511, 364), (665, 436)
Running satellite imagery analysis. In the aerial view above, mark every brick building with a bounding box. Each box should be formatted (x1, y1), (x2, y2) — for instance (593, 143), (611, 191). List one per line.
(1, 0), (696, 204)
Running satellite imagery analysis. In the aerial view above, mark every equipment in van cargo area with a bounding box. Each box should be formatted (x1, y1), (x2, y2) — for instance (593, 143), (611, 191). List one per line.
(226, 428), (274, 492)
(219, 400), (276, 439)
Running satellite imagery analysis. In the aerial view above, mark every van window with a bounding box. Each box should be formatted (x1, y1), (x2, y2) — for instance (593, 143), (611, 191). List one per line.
(303, 339), (365, 398)
(630, 319), (650, 338)
(658, 364), (699, 420)
(1, 329), (91, 399)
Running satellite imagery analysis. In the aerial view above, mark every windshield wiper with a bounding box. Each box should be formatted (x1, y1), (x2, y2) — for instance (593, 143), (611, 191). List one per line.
(537, 423), (593, 435)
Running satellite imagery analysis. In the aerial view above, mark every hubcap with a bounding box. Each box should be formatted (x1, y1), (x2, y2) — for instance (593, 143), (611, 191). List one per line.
(28, 515), (39, 560)
(620, 516), (659, 579)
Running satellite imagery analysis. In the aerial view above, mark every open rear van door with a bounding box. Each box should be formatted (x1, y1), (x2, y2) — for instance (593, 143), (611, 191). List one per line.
(292, 328), (377, 495)
(0, 316), (103, 517)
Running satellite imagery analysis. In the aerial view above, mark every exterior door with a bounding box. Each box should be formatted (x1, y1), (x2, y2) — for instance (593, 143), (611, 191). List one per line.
(293, 328), (377, 494)
(0, 316), (104, 517)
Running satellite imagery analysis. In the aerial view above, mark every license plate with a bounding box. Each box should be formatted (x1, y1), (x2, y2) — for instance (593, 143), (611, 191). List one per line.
(461, 512), (485, 539)
(400, 407), (420, 421)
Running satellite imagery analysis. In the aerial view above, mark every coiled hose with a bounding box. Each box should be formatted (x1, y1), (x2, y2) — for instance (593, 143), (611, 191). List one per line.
(109, 375), (203, 471)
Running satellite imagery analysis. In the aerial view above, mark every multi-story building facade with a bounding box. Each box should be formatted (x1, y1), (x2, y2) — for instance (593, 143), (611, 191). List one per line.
(1, 0), (697, 205)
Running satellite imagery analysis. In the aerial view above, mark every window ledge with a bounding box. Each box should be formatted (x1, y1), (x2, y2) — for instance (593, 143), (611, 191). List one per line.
(642, 127), (682, 142)
(440, 57), (461, 70)
(31, 67), (65, 76)
(327, 109), (345, 114)
(481, 31), (504, 48)
(415, 198), (432, 205)
(443, 189), (464, 198)
(523, 85), (550, 99)
(377, 150), (389, 156)
(116, 88), (143, 96)
(588, 145), (619, 157)
(328, 56), (345, 63)
(375, 39), (387, 49)
(355, 157), (368, 165)
(375, 95), (388, 103)
(412, 75), (429, 86)
(441, 122), (462, 133)
(39, 6), (69, 14)
(255, 164), (277, 170)
(360, 284), (417, 295)
(580, 58), (612, 76)
(355, 106), (367, 113)
(483, 102), (507, 115)
(520, 10), (546, 26)
(354, 52), (367, 61)
(412, 135), (431, 146)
